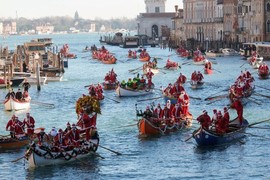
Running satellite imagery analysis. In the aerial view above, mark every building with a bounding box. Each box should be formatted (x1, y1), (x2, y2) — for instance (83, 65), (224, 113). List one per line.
(89, 23), (96, 32)
(137, 0), (175, 40)
(170, 5), (185, 47)
(0, 22), (3, 34)
(1, 21), (17, 35)
(36, 24), (54, 34)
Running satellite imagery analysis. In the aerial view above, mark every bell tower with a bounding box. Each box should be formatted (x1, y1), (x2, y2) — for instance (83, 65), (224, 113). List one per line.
(145, 0), (166, 13)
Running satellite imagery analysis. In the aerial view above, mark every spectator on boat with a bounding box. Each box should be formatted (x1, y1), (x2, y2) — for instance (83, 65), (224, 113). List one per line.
(15, 88), (23, 100)
(5, 88), (15, 99)
(197, 110), (211, 130)
(231, 98), (244, 125)
(22, 78), (31, 92)
(126, 78), (133, 89)
(6, 115), (17, 138)
(23, 112), (35, 136)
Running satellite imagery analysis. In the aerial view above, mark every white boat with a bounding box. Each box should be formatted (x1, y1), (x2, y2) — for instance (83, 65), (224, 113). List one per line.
(45, 73), (64, 82)
(4, 97), (31, 111)
(116, 85), (154, 97)
(221, 48), (239, 56)
(190, 81), (204, 89)
(193, 59), (207, 65)
(25, 139), (99, 168)
(247, 56), (263, 69)
(12, 72), (47, 85)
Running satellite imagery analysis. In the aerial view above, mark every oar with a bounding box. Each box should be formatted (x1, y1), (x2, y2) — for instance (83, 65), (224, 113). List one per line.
(90, 151), (105, 159)
(240, 62), (246, 68)
(248, 118), (270, 127)
(90, 141), (122, 155)
(204, 89), (229, 100)
(129, 66), (142, 72)
(241, 132), (270, 140)
(246, 97), (261, 105)
(248, 126), (270, 130)
(11, 156), (25, 163)
(213, 68), (221, 73)
(254, 92), (270, 99)
(115, 123), (138, 129)
(31, 101), (55, 108)
(182, 61), (191, 65)
(105, 96), (120, 103)
(204, 94), (228, 101)
(185, 127), (201, 142)
(189, 96), (201, 100)
(137, 96), (163, 102)
(0, 134), (11, 138)
(255, 85), (270, 92)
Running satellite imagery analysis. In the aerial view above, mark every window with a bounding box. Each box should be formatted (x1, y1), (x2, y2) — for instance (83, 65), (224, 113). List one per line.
(267, 20), (270, 32)
(267, 3), (270, 12)
(155, 7), (160, 13)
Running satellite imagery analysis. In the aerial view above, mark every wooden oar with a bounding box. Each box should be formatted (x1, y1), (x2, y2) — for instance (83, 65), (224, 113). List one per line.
(213, 68), (221, 73)
(254, 92), (270, 99)
(255, 85), (270, 92)
(248, 126), (270, 130)
(182, 61), (191, 65)
(240, 62), (246, 68)
(105, 96), (120, 103)
(185, 127), (201, 142)
(204, 89), (229, 100)
(204, 94), (228, 101)
(137, 96), (163, 102)
(241, 132), (270, 140)
(246, 97), (261, 105)
(31, 101), (55, 108)
(90, 141), (122, 155)
(11, 156), (25, 163)
(189, 96), (201, 100)
(90, 151), (105, 159)
(116, 123), (138, 129)
(129, 66), (142, 72)
(248, 118), (270, 127)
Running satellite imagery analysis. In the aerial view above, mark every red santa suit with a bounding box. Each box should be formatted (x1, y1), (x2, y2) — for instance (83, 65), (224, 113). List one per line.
(178, 91), (190, 116)
(66, 124), (81, 146)
(231, 99), (244, 124)
(166, 100), (174, 118)
(171, 104), (182, 122)
(23, 113), (35, 135)
(154, 105), (164, 118)
(197, 111), (211, 130)
(177, 74), (187, 84)
(53, 129), (67, 147)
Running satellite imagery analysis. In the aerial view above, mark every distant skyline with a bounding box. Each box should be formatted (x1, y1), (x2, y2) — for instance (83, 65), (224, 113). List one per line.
(1, 0), (183, 20)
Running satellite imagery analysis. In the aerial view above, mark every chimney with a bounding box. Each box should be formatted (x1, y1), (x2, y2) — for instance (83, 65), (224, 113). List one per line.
(175, 5), (178, 17)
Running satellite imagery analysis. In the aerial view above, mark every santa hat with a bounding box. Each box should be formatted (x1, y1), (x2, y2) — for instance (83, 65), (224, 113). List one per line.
(67, 122), (70, 127)
(224, 107), (228, 112)
(72, 124), (76, 128)
(203, 110), (207, 114)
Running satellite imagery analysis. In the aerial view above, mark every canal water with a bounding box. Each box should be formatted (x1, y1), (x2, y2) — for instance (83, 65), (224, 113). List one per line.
(0, 33), (269, 179)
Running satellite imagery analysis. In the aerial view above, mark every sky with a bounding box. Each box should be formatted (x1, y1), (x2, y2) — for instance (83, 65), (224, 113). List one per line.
(1, 0), (183, 20)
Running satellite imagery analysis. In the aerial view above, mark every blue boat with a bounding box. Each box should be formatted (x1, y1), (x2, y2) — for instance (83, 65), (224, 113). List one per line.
(193, 118), (249, 146)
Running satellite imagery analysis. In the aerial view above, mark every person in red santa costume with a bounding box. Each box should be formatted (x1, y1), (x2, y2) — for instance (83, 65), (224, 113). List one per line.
(146, 69), (154, 88)
(154, 103), (164, 119)
(177, 91), (190, 116)
(166, 100), (175, 118)
(66, 124), (81, 147)
(197, 110), (211, 130)
(171, 103), (182, 122)
(231, 98), (244, 125)
(23, 112), (35, 136)
(77, 109), (92, 141)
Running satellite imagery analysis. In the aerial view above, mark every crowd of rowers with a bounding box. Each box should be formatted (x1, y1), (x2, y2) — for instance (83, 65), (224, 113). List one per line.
(5, 78), (31, 101)
(91, 46), (116, 61)
(88, 84), (104, 100)
(120, 71), (154, 90)
(258, 63), (269, 75)
(191, 71), (204, 84)
(143, 58), (158, 69)
(139, 49), (150, 59)
(104, 68), (118, 84)
(163, 73), (187, 97)
(5, 110), (98, 151)
(137, 99), (192, 127)
(229, 70), (254, 99)
(128, 49), (137, 58)
(197, 98), (244, 134)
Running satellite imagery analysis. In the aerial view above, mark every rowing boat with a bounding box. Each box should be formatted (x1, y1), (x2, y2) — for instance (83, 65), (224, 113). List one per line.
(4, 97), (31, 111)
(116, 85), (154, 97)
(193, 118), (249, 146)
(0, 135), (29, 149)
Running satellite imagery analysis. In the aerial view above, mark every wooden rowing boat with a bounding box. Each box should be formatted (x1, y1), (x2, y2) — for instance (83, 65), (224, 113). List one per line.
(258, 71), (269, 80)
(193, 118), (249, 146)
(116, 85), (154, 97)
(138, 115), (193, 137)
(102, 57), (117, 64)
(139, 56), (150, 62)
(25, 138), (99, 167)
(103, 81), (119, 90)
(0, 135), (29, 149)
(143, 67), (159, 75)
(4, 97), (31, 111)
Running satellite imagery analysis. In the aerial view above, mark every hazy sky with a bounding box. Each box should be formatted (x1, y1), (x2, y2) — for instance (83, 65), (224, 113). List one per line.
(1, 0), (183, 20)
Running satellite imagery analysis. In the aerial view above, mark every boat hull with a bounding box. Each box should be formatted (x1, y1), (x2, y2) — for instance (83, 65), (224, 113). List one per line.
(103, 82), (118, 90)
(116, 86), (154, 97)
(4, 97), (31, 111)
(26, 139), (99, 168)
(143, 67), (159, 75)
(0, 136), (29, 149)
(138, 116), (193, 136)
(139, 56), (150, 62)
(194, 119), (249, 146)
(204, 68), (213, 74)
(190, 81), (204, 89)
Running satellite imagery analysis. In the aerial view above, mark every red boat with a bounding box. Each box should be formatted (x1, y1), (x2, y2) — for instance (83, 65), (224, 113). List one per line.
(139, 56), (150, 62)
(204, 68), (213, 74)
(138, 114), (193, 137)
